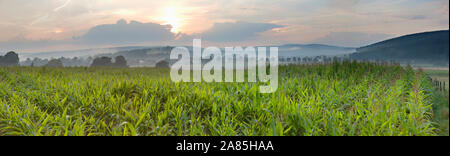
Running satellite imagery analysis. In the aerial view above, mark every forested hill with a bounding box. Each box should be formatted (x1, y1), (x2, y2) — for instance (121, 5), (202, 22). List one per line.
(351, 30), (449, 66)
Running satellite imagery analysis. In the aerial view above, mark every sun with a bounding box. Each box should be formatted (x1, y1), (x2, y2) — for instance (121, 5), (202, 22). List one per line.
(53, 29), (63, 34)
(161, 7), (182, 33)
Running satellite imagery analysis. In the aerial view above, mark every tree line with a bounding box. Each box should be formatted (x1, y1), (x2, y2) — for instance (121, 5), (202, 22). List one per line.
(1, 51), (128, 68)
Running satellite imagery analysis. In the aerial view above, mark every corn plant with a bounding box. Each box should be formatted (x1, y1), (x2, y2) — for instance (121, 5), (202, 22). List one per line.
(0, 62), (445, 136)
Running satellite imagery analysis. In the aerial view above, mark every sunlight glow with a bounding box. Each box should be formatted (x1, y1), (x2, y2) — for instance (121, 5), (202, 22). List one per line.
(113, 9), (137, 16)
(54, 29), (63, 34)
(161, 7), (183, 33)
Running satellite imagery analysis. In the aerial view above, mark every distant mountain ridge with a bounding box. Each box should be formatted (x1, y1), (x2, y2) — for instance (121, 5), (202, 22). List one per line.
(16, 30), (449, 67)
(20, 46), (149, 59)
(278, 44), (356, 57)
(282, 44), (355, 50)
(351, 30), (449, 65)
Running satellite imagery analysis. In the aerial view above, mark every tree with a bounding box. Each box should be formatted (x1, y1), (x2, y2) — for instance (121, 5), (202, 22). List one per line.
(113, 56), (128, 67)
(46, 59), (64, 67)
(0, 51), (19, 66)
(91, 57), (112, 67)
(90, 56), (129, 68)
(155, 60), (170, 68)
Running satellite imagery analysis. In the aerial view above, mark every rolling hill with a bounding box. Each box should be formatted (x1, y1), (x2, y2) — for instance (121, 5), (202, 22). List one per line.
(351, 30), (449, 66)
(278, 44), (355, 57)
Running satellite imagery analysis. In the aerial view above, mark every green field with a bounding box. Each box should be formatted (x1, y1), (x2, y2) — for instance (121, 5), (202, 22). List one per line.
(423, 68), (449, 91)
(422, 68), (449, 135)
(0, 61), (448, 136)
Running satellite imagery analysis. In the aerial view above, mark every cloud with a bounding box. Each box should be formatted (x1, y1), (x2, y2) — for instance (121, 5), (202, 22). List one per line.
(28, 0), (73, 26)
(0, 38), (70, 53)
(326, 0), (359, 10)
(1, 0), (448, 52)
(1, 19), (178, 52)
(53, 0), (72, 12)
(409, 15), (427, 20)
(314, 32), (392, 47)
(195, 21), (283, 42)
(76, 19), (175, 44)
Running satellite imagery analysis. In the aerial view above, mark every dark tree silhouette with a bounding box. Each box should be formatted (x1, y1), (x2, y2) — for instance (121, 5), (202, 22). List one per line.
(91, 57), (113, 67)
(46, 59), (64, 67)
(91, 56), (128, 68)
(155, 60), (169, 68)
(113, 56), (128, 67)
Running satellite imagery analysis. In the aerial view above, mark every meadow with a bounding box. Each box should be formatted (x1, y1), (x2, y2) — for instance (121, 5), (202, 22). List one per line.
(422, 68), (449, 135)
(0, 61), (448, 136)
(423, 68), (449, 91)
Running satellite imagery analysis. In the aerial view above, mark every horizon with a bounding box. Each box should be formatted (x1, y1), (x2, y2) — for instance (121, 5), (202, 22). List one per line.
(7, 29), (447, 56)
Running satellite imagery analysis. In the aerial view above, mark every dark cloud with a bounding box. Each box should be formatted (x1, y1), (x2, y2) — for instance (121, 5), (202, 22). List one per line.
(75, 19), (175, 44)
(196, 21), (283, 42)
(2, 20), (284, 52)
(314, 32), (392, 47)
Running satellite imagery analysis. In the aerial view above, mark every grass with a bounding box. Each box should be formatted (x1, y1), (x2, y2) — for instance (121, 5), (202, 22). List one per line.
(0, 61), (447, 136)
(423, 68), (449, 91)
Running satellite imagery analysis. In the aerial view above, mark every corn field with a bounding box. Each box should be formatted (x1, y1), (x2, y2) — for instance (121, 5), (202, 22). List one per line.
(0, 61), (447, 136)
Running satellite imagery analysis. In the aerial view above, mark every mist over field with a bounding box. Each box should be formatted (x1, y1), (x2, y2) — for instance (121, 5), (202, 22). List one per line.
(10, 29), (448, 68)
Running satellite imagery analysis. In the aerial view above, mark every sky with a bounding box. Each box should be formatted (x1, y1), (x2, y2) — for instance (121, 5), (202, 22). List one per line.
(0, 0), (448, 53)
